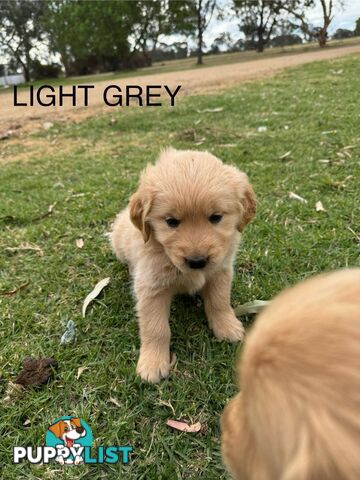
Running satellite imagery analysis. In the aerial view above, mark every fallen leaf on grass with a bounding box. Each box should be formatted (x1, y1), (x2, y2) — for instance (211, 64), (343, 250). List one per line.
(3, 381), (25, 404)
(166, 419), (202, 433)
(82, 277), (111, 317)
(257, 126), (267, 133)
(15, 357), (58, 387)
(330, 175), (353, 190)
(288, 191), (307, 203)
(235, 300), (270, 316)
(347, 226), (360, 243)
(76, 238), (84, 249)
(60, 320), (76, 345)
(77, 366), (89, 379)
(0, 281), (30, 296)
(342, 150), (352, 159)
(5, 242), (43, 256)
(32, 202), (57, 222)
(158, 399), (176, 416)
(66, 192), (85, 202)
(197, 107), (224, 113)
(109, 397), (121, 407)
(47, 203), (56, 214)
(315, 201), (326, 212)
(279, 151), (291, 160)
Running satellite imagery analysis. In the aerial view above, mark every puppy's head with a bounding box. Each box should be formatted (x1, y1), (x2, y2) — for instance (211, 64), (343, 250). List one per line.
(129, 149), (256, 272)
(221, 393), (269, 480)
(221, 269), (360, 480)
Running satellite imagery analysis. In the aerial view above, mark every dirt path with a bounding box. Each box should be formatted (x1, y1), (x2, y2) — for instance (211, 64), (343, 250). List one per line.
(1, 43), (360, 134)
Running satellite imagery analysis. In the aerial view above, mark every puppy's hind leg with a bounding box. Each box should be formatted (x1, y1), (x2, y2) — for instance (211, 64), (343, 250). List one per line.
(135, 286), (172, 383)
(201, 269), (244, 342)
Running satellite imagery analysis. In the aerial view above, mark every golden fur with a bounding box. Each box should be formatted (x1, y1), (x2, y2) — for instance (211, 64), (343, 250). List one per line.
(221, 269), (360, 480)
(110, 148), (256, 382)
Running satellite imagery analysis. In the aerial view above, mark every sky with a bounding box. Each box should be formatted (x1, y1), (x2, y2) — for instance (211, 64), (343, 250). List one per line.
(201, 0), (360, 47)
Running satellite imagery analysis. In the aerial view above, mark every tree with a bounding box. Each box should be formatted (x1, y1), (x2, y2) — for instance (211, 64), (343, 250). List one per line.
(42, 1), (134, 76)
(314, 0), (342, 47)
(210, 32), (234, 53)
(233, 1), (283, 53)
(332, 28), (353, 39)
(270, 33), (302, 47)
(130, 0), (170, 57)
(151, 41), (188, 61)
(280, 0), (345, 48)
(169, 0), (217, 65)
(354, 17), (360, 36)
(0, 0), (44, 82)
(194, 0), (217, 63)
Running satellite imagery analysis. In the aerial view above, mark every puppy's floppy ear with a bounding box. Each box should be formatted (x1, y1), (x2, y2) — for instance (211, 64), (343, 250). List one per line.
(48, 420), (65, 438)
(129, 189), (153, 243)
(237, 178), (256, 232)
(227, 166), (256, 231)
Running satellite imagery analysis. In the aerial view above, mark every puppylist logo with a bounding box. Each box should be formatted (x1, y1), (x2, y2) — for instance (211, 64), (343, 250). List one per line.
(13, 416), (132, 465)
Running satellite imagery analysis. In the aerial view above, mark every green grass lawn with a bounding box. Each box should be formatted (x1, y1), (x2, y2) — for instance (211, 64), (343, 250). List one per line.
(1, 36), (359, 94)
(0, 54), (359, 479)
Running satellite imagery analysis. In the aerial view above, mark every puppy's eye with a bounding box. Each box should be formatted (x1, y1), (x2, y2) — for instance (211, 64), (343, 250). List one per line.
(165, 217), (180, 228)
(209, 214), (223, 224)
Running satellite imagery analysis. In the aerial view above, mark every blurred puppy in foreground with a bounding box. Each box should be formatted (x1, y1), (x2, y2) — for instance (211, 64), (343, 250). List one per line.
(111, 148), (256, 382)
(221, 269), (360, 480)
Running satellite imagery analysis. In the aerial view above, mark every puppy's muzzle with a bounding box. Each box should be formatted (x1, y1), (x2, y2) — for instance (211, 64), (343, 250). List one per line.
(185, 256), (208, 269)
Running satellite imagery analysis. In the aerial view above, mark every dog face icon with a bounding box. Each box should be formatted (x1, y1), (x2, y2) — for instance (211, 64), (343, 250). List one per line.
(48, 417), (86, 448)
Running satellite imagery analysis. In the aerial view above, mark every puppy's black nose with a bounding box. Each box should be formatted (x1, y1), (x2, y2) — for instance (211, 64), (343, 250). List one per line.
(76, 427), (84, 434)
(185, 256), (208, 269)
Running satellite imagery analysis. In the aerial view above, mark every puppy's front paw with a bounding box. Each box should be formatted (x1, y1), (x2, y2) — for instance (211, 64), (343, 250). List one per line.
(212, 313), (245, 343)
(136, 348), (170, 383)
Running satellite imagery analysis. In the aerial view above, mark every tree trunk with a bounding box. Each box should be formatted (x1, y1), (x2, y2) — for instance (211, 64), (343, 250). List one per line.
(318, 1), (331, 48)
(60, 53), (71, 77)
(196, 0), (203, 65)
(18, 57), (30, 82)
(257, 33), (264, 53)
(23, 66), (30, 82)
(24, 41), (32, 82)
(197, 29), (203, 64)
(317, 28), (327, 48)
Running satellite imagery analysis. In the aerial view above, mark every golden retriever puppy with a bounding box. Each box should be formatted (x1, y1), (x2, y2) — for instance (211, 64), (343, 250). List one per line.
(110, 148), (256, 382)
(221, 269), (360, 480)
